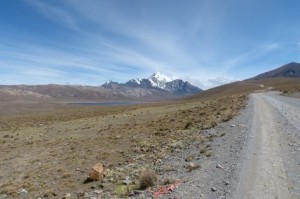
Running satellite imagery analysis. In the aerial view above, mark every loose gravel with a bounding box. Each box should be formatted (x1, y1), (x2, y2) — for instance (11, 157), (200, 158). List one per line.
(155, 92), (300, 199)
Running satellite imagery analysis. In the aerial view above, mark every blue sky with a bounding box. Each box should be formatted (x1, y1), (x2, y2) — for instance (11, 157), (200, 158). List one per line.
(0, 0), (299, 89)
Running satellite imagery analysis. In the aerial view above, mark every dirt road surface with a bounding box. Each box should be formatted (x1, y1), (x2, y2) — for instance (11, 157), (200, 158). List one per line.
(235, 92), (300, 199)
(162, 92), (299, 199)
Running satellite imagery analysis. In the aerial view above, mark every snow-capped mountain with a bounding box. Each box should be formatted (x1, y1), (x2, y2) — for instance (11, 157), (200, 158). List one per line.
(148, 72), (172, 89)
(125, 72), (172, 89)
(102, 72), (202, 96)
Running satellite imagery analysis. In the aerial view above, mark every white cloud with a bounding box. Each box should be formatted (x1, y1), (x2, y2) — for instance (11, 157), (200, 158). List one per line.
(264, 43), (280, 49)
(4, 1), (298, 87)
(63, 1), (211, 70)
(196, 76), (237, 90)
(22, 68), (65, 78)
(208, 77), (236, 86)
(26, 0), (78, 31)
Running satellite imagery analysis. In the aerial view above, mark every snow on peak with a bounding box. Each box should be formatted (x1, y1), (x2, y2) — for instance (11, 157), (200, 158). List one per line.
(103, 80), (113, 85)
(149, 72), (172, 82)
(133, 78), (142, 84)
(126, 72), (174, 89)
(148, 72), (172, 89)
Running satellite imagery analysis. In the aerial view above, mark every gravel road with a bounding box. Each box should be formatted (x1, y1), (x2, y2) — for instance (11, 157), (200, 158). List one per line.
(158, 92), (300, 199)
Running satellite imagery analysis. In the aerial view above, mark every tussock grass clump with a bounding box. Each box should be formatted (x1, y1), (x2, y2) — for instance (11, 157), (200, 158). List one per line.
(200, 147), (208, 154)
(184, 121), (192, 129)
(185, 154), (194, 162)
(139, 169), (157, 189)
(163, 177), (176, 185)
(163, 165), (174, 172)
(205, 150), (213, 157)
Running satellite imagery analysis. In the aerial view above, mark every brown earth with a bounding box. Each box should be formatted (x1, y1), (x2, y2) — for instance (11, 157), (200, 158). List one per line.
(0, 94), (246, 198)
(0, 77), (299, 198)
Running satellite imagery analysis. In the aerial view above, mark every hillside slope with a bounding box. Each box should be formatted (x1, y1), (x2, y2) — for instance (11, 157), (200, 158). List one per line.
(250, 62), (300, 80)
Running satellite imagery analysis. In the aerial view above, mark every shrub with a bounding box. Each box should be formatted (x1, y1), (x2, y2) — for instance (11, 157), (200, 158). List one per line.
(200, 148), (207, 154)
(139, 169), (157, 189)
(184, 122), (192, 129)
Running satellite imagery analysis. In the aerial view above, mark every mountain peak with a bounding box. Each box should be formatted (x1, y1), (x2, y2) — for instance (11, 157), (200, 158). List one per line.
(149, 72), (172, 82)
(114, 72), (202, 95)
(147, 72), (172, 89)
(101, 80), (120, 88)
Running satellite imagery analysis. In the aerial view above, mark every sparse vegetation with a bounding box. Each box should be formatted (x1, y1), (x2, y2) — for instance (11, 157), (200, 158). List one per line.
(163, 165), (174, 172)
(163, 177), (176, 185)
(200, 147), (208, 154)
(0, 63), (299, 198)
(139, 169), (158, 189)
(184, 121), (193, 129)
(185, 154), (194, 162)
(205, 150), (213, 157)
(0, 93), (248, 197)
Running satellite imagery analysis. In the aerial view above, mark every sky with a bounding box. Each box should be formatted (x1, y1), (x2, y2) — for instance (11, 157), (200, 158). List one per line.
(0, 0), (300, 89)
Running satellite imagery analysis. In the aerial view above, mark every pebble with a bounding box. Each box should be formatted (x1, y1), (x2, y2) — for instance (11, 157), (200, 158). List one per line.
(216, 163), (224, 169)
(19, 188), (28, 194)
(211, 187), (217, 192)
(93, 190), (103, 195)
(63, 193), (71, 199)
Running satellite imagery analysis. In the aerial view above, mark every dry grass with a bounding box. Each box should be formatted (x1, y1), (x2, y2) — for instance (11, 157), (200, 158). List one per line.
(204, 151), (213, 157)
(0, 90), (247, 197)
(0, 77), (299, 197)
(200, 147), (208, 154)
(139, 169), (157, 189)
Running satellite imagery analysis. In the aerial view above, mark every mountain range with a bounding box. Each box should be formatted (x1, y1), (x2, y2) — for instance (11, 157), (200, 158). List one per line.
(102, 72), (201, 95)
(0, 62), (299, 103)
(0, 72), (202, 102)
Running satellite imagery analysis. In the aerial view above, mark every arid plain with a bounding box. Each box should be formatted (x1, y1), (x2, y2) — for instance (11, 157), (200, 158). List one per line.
(0, 78), (299, 198)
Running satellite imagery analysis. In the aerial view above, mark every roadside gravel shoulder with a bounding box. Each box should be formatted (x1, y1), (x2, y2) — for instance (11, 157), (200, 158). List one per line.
(156, 92), (300, 199)
(156, 96), (254, 199)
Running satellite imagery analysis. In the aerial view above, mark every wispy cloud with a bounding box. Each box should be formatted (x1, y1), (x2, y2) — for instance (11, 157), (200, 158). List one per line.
(64, 1), (210, 67)
(0, 47), (98, 82)
(26, 0), (78, 31)
(263, 43), (280, 49)
(1, 1), (300, 88)
(219, 42), (285, 75)
(14, 1), (268, 87)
